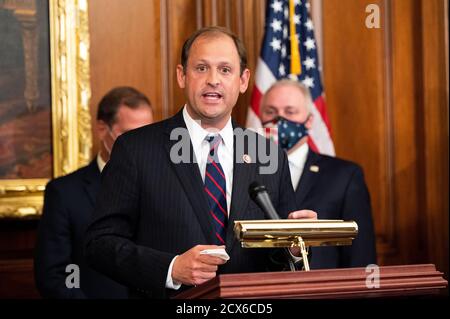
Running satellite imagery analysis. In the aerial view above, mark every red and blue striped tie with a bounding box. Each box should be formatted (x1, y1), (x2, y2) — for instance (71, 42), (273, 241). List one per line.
(204, 135), (228, 245)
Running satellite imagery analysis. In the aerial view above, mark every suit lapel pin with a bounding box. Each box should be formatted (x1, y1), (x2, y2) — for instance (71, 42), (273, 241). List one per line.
(310, 165), (319, 173)
(242, 154), (252, 164)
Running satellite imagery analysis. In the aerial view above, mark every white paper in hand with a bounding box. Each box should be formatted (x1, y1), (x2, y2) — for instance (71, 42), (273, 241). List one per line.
(200, 248), (230, 261)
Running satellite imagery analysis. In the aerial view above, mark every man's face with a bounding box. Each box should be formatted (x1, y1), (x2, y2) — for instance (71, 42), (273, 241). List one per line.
(98, 103), (153, 160)
(177, 34), (250, 129)
(260, 85), (311, 125)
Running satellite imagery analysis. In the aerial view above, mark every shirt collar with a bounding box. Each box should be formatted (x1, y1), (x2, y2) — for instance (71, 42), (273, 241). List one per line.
(96, 153), (107, 173)
(287, 142), (309, 169)
(182, 105), (234, 152)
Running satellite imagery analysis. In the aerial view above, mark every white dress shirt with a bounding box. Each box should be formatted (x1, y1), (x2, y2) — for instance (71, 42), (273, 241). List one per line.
(287, 143), (309, 191)
(96, 153), (107, 173)
(166, 106), (235, 290)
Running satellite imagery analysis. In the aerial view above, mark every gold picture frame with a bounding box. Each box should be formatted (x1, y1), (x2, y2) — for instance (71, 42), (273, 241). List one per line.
(0, 0), (92, 218)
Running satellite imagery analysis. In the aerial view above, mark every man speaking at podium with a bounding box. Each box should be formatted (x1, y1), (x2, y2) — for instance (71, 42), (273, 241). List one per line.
(85, 26), (316, 299)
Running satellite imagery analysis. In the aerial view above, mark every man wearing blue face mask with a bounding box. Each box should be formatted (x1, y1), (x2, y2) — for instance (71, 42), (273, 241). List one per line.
(34, 87), (153, 298)
(260, 79), (377, 269)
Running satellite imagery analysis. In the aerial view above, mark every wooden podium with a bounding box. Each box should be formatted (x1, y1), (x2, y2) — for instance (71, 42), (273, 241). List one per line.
(174, 264), (447, 299)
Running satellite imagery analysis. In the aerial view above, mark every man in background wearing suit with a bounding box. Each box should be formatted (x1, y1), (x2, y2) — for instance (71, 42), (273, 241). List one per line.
(260, 79), (377, 269)
(84, 27), (316, 299)
(34, 87), (154, 298)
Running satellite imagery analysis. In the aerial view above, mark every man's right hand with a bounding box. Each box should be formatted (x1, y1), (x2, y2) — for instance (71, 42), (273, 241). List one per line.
(172, 245), (228, 286)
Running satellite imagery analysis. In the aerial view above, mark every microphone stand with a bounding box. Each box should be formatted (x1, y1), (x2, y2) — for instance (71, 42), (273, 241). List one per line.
(248, 182), (310, 272)
(283, 248), (297, 272)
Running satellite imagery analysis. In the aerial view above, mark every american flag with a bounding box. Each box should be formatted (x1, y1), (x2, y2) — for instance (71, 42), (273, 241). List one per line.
(247, 0), (335, 156)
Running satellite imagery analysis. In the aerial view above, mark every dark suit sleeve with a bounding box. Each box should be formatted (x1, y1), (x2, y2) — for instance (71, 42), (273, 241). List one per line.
(84, 136), (175, 298)
(34, 181), (86, 299)
(340, 166), (377, 267)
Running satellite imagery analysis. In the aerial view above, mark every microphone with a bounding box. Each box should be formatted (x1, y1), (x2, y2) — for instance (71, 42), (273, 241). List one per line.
(248, 181), (297, 272)
(248, 181), (281, 220)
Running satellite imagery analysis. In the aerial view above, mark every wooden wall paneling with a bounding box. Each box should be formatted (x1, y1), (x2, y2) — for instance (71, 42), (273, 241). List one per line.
(0, 259), (39, 298)
(164, 0), (198, 117)
(322, 0), (395, 265)
(201, 0), (233, 35)
(222, 0), (233, 29)
(159, 0), (169, 120)
(229, 0), (244, 42)
(232, 0), (266, 126)
(201, 0), (216, 26)
(323, 0), (448, 273)
(390, 0), (424, 266)
(378, 0), (398, 264)
(201, 0), (231, 27)
(0, 221), (38, 259)
(420, 0), (449, 278)
(88, 0), (162, 155)
(0, 221), (39, 298)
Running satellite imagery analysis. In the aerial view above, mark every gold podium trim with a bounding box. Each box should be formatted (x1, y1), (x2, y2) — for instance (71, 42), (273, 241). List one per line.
(234, 219), (358, 248)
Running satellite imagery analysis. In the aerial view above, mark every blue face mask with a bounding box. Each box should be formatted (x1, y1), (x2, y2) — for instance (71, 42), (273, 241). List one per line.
(263, 116), (309, 151)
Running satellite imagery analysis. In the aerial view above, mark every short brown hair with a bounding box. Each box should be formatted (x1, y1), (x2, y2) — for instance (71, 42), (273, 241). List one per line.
(96, 86), (152, 127)
(181, 26), (248, 75)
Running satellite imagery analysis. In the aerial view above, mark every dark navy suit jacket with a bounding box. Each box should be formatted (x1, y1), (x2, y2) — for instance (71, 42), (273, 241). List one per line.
(295, 149), (377, 269)
(34, 160), (128, 298)
(84, 110), (297, 298)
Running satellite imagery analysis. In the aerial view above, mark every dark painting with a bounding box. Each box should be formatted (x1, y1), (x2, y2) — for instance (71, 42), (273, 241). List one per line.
(0, 0), (51, 179)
